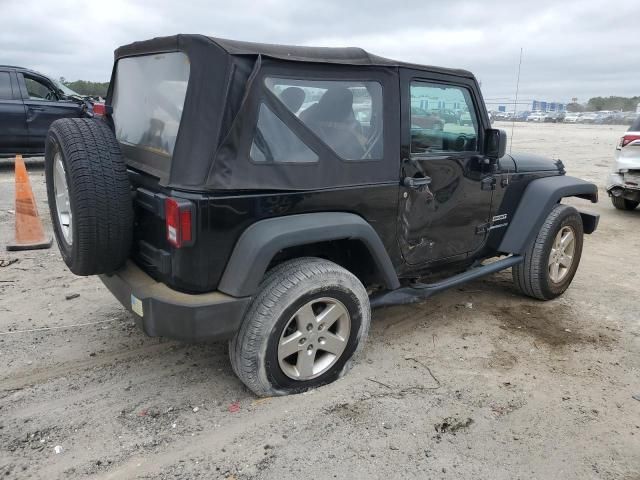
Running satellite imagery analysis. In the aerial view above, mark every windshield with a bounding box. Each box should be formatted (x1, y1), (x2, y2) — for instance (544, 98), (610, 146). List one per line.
(53, 80), (81, 97)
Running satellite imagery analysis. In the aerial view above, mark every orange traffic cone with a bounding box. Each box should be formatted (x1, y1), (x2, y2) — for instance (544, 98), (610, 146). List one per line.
(6, 155), (52, 251)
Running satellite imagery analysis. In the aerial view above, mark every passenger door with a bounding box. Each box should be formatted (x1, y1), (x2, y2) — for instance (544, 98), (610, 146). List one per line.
(397, 70), (495, 265)
(17, 72), (83, 151)
(0, 70), (29, 155)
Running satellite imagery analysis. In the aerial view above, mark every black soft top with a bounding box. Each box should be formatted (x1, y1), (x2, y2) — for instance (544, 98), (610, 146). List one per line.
(114, 34), (474, 78)
(109, 34), (478, 190)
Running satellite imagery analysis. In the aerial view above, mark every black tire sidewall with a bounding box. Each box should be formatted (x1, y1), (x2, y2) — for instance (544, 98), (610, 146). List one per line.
(538, 208), (583, 298)
(45, 132), (76, 266)
(264, 286), (364, 394)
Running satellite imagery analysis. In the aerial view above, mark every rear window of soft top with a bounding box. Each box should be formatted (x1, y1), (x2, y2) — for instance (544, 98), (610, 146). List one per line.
(112, 52), (190, 157)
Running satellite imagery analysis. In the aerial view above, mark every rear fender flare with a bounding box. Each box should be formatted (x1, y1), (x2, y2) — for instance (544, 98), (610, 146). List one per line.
(498, 175), (598, 254)
(218, 212), (400, 297)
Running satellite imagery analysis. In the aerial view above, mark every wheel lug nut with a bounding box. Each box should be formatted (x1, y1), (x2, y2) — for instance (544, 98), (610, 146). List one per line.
(307, 344), (313, 352)
(306, 324), (313, 332)
(318, 337), (325, 344)
(318, 324), (324, 331)
(299, 337), (306, 345)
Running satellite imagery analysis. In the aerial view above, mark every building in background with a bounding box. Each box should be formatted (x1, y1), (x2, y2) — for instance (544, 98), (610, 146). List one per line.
(532, 100), (565, 112)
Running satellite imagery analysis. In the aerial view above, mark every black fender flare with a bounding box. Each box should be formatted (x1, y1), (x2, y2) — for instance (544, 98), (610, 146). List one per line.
(498, 175), (598, 255)
(218, 212), (400, 297)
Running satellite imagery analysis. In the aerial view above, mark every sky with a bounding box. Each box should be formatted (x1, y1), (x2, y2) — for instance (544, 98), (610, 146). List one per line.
(1, 0), (638, 107)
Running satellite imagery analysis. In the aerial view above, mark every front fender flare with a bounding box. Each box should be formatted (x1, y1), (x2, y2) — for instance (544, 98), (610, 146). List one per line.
(218, 212), (400, 297)
(498, 175), (598, 254)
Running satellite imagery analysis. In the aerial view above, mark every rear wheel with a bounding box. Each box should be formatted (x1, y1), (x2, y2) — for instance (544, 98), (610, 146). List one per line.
(229, 258), (370, 397)
(611, 196), (639, 210)
(512, 204), (584, 300)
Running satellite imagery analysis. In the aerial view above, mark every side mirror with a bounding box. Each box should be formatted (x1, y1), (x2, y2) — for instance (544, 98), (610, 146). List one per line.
(485, 128), (507, 161)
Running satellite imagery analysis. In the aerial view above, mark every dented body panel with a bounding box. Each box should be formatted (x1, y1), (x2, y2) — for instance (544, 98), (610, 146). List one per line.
(607, 128), (640, 202)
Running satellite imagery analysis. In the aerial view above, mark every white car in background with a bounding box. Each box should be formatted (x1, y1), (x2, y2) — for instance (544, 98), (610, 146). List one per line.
(527, 111), (546, 122)
(579, 112), (598, 123)
(606, 116), (640, 210)
(564, 112), (582, 123)
(458, 111), (473, 126)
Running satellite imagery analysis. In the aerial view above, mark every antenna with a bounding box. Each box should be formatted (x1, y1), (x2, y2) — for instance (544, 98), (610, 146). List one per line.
(509, 47), (523, 154)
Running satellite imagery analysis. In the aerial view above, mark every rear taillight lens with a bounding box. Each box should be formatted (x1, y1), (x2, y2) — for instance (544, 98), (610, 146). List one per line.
(165, 198), (194, 248)
(93, 102), (106, 116)
(619, 134), (640, 148)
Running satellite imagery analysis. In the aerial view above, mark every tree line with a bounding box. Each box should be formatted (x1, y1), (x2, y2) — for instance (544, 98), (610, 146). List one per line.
(566, 96), (640, 112)
(59, 78), (109, 97)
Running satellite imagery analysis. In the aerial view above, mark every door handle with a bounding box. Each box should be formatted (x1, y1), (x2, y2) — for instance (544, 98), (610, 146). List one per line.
(29, 106), (45, 111)
(403, 176), (432, 189)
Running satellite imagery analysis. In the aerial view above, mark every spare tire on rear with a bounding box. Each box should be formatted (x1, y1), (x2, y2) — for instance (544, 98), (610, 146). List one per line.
(45, 118), (133, 276)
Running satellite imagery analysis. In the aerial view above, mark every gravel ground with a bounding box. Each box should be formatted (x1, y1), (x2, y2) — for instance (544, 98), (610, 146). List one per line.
(0, 122), (639, 479)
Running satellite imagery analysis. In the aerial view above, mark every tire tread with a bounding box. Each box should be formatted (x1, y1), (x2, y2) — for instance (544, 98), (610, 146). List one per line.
(45, 118), (132, 275)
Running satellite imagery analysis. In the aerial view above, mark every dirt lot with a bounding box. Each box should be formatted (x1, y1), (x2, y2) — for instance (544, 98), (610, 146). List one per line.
(1, 122), (639, 479)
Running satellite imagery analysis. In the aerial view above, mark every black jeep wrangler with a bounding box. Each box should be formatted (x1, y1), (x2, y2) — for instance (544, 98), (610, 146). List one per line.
(44, 35), (599, 396)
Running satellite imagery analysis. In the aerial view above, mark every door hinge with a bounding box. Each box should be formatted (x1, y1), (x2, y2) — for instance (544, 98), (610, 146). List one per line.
(481, 177), (496, 191)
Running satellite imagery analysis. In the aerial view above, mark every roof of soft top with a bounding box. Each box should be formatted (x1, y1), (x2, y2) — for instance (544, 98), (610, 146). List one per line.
(114, 34), (475, 79)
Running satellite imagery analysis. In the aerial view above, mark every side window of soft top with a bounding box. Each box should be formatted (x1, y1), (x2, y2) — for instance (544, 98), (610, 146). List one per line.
(409, 81), (479, 155)
(249, 77), (384, 164)
(249, 103), (319, 164)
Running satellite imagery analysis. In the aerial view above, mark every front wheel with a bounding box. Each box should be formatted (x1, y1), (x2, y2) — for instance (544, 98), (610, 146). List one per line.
(512, 204), (584, 300)
(229, 258), (371, 397)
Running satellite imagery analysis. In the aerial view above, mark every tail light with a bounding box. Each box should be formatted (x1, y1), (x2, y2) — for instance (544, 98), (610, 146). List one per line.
(93, 102), (107, 116)
(165, 198), (195, 248)
(618, 134), (640, 149)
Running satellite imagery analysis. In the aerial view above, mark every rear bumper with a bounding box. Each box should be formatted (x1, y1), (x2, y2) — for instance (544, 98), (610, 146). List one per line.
(99, 261), (251, 341)
(606, 172), (640, 201)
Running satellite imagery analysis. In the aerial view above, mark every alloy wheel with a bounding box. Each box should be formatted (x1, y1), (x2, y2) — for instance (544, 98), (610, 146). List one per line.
(53, 152), (72, 245)
(548, 226), (575, 283)
(277, 297), (351, 380)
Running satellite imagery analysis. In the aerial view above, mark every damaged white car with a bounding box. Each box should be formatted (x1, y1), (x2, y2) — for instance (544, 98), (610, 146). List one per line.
(607, 116), (640, 210)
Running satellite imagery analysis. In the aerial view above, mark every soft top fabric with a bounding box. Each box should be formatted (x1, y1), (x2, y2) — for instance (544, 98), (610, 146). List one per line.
(114, 34), (474, 79)
(109, 34), (475, 190)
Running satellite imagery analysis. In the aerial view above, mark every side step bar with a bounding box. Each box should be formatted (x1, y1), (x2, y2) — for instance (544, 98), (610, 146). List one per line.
(370, 255), (524, 309)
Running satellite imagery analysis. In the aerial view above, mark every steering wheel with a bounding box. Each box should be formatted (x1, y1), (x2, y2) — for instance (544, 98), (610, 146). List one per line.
(454, 135), (468, 151)
(45, 91), (56, 101)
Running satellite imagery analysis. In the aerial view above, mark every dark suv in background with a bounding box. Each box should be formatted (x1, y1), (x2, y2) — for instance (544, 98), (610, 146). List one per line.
(0, 66), (91, 157)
